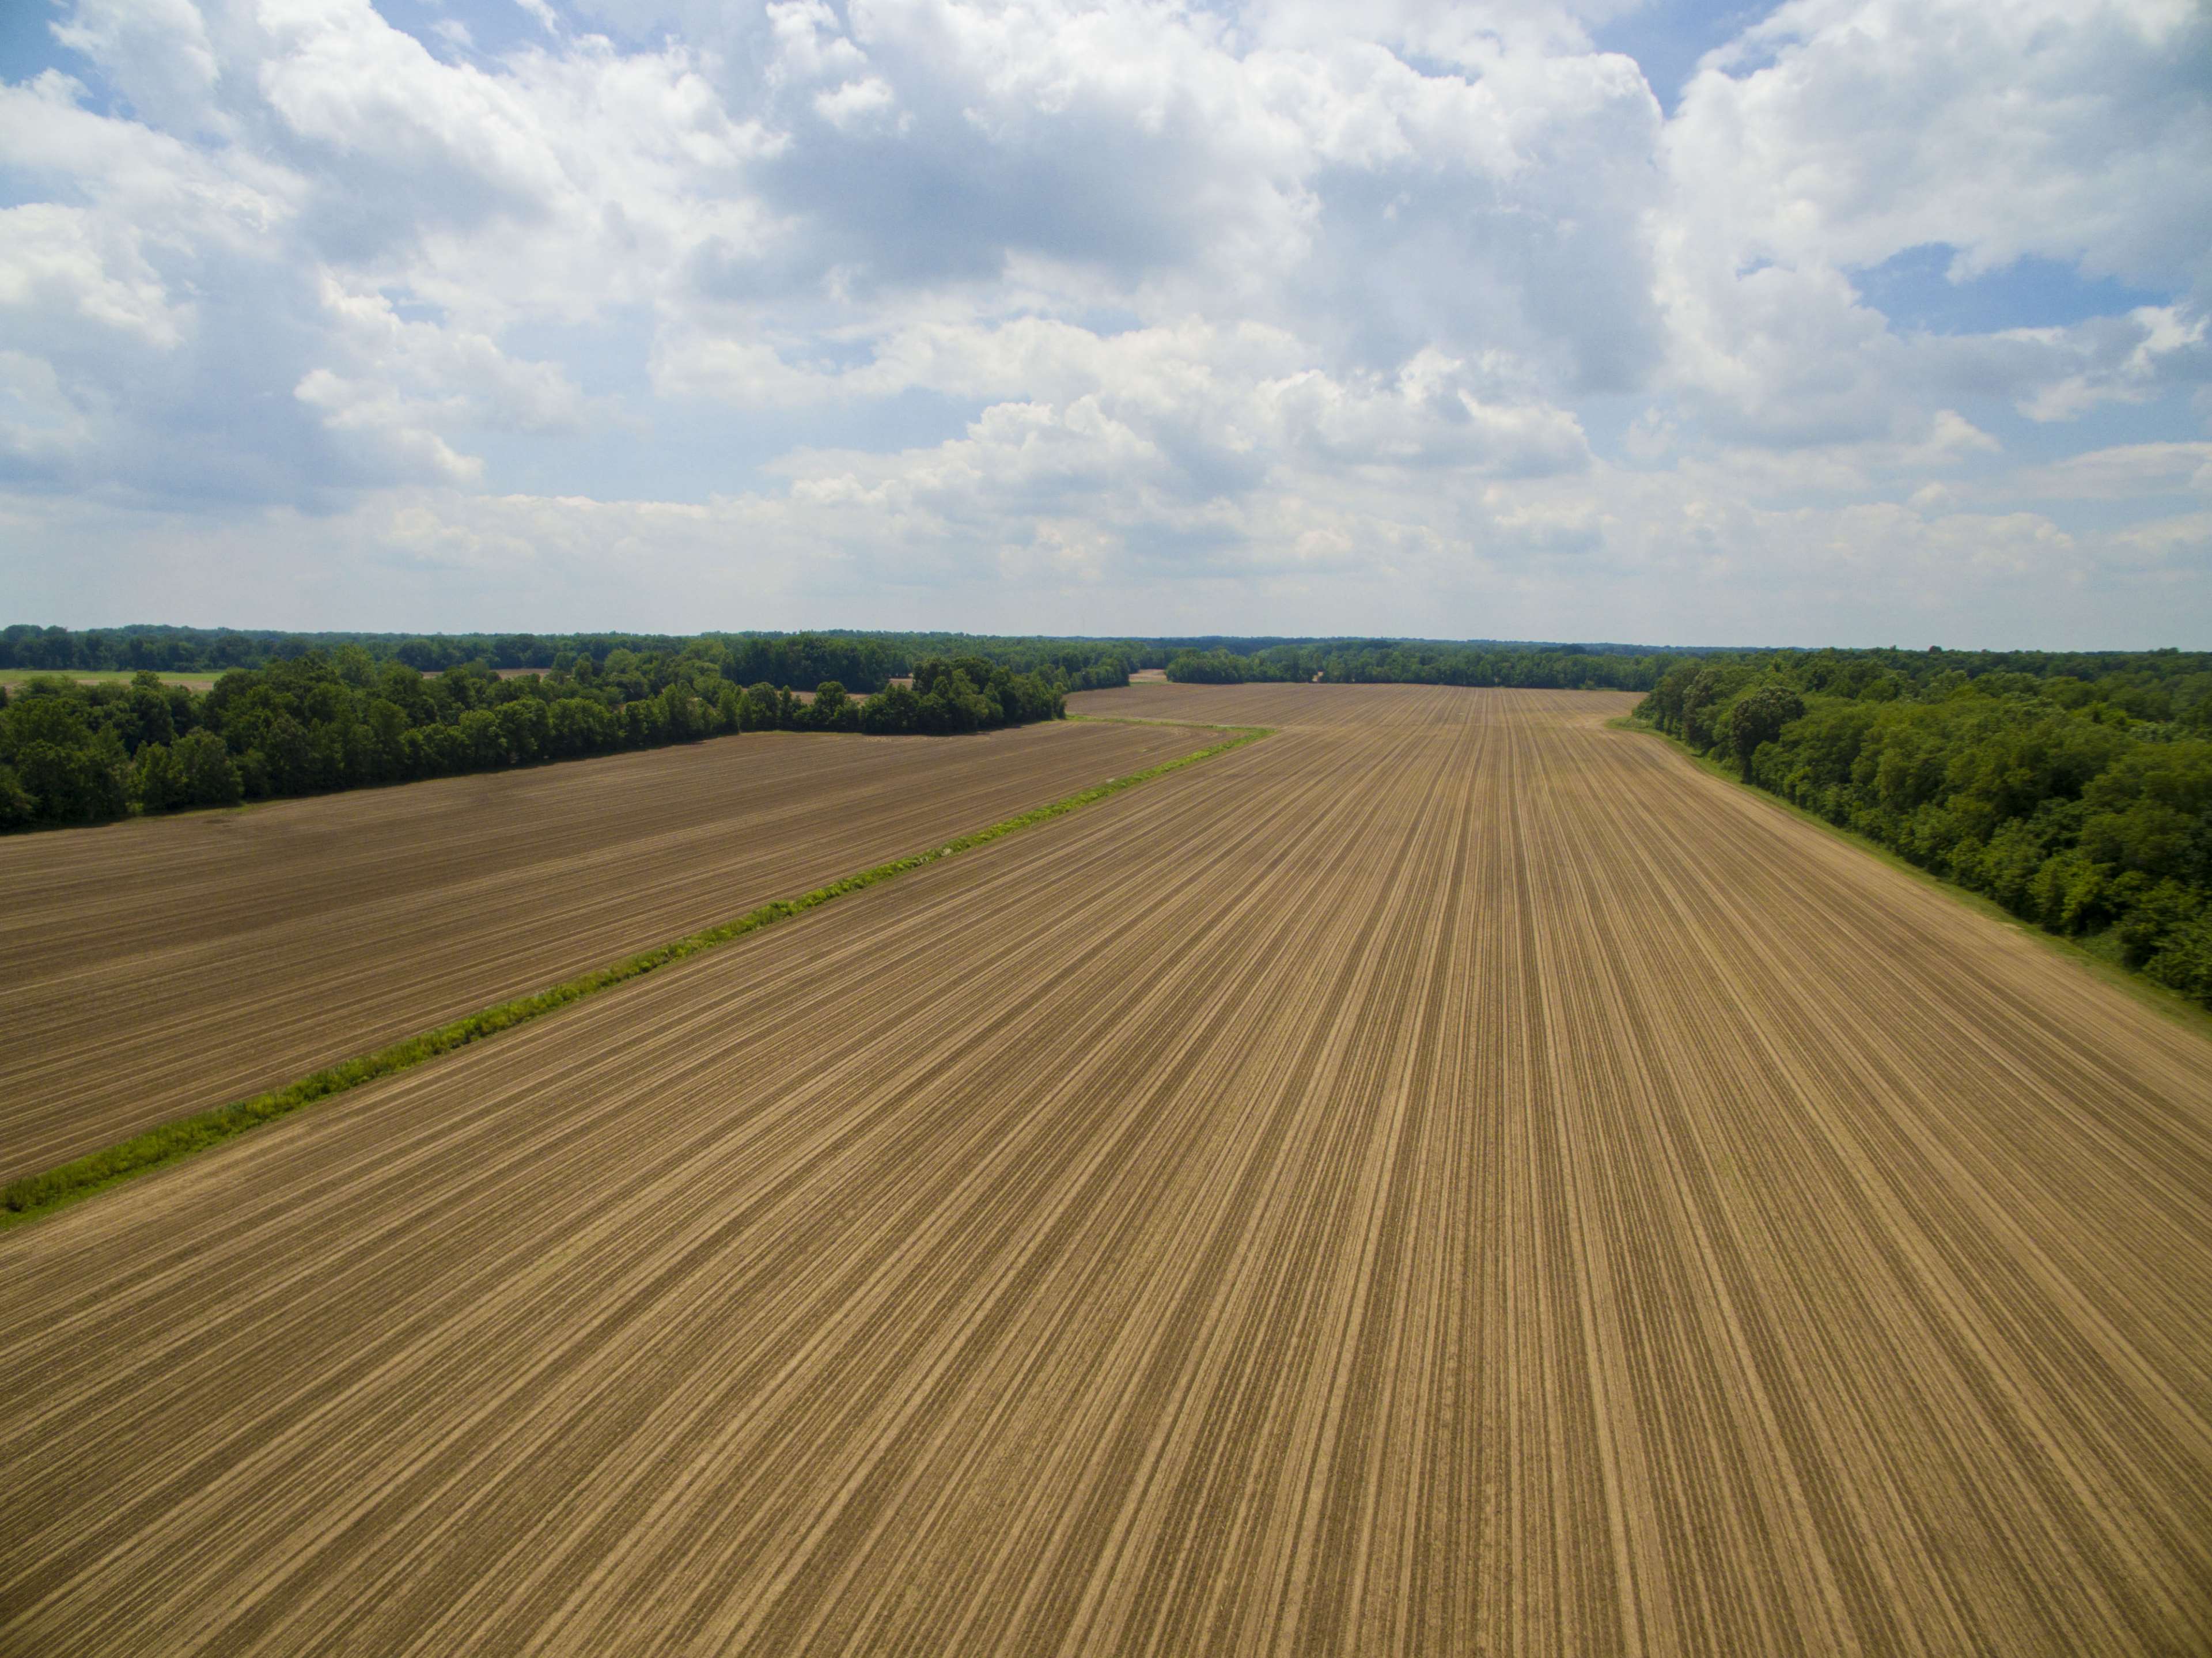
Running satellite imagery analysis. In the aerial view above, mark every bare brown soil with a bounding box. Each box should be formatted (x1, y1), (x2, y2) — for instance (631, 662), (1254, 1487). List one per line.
(4, 684), (2210, 1655)
(1077, 676), (1397, 724)
(0, 670), (221, 691)
(0, 721), (1211, 1182)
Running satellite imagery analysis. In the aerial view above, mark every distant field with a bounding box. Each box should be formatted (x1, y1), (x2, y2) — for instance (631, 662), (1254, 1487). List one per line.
(0, 720), (1214, 1182)
(5, 683), (2208, 1654)
(0, 668), (219, 691)
(1078, 676), (1391, 723)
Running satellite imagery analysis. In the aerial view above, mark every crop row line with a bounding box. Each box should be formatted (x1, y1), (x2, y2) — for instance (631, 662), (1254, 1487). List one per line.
(1613, 713), (2212, 1036)
(1, 722), (1272, 1230)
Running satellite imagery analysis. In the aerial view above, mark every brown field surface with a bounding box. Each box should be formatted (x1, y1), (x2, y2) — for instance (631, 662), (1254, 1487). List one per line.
(5, 684), (2211, 1655)
(0, 721), (1213, 1182)
(0, 668), (221, 691)
(1077, 675), (1437, 724)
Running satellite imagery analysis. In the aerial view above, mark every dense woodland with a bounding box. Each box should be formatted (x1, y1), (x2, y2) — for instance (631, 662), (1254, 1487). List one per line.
(0, 646), (1064, 831)
(1165, 641), (1669, 691)
(0, 624), (1142, 692)
(3, 624), (1673, 690)
(1636, 648), (2212, 1009)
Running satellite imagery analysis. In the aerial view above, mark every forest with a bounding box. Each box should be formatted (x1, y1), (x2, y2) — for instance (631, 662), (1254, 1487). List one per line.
(4, 623), (1671, 690)
(0, 624), (1141, 692)
(0, 646), (1064, 831)
(1635, 647), (2212, 1008)
(1164, 641), (1671, 691)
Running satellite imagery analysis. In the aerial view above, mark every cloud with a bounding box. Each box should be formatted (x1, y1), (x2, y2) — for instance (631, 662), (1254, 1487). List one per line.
(292, 370), (487, 485)
(0, 203), (187, 347)
(50, 0), (222, 133)
(313, 275), (592, 435)
(1675, 0), (2211, 293)
(2003, 442), (2212, 502)
(2007, 308), (2212, 422)
(1654, 0), (2212, 444)
(0, 0), (2206, 642)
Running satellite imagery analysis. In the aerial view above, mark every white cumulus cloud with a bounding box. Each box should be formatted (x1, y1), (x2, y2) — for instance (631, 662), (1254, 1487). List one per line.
(0, 0), (2203, 642)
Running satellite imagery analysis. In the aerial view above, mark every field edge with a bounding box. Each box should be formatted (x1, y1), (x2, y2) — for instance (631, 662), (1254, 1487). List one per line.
(1609, 716), (2212, 1040)
(1, 722), (1272, 1231)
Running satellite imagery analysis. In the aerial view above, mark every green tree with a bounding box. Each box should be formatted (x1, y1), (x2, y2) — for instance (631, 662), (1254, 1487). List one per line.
(1727, 683), (1806, 778)
(14, 741), (126, 822)
(457, 707), (505, 767)
(1680, 665), (1754, 751)
(859, 683), (923, 735)
(260, 714), (316, 793)
(495, 698), (550, 764)
(173, 730), (243, 806)
(810, 681), (855, 732)
(0, 762), (31, 828)
(131, 743), (188, 812)
(738, 683), (781, 733)
(2144, 913), (2212, 1002)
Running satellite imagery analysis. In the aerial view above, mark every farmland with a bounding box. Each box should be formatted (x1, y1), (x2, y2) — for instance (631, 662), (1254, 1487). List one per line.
(0, 718), (1214, 1182)
(3, 683), (2210, 1654)
(0, 668), (219, 691)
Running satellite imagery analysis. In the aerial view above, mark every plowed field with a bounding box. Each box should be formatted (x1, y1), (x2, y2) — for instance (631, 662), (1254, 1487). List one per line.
(0, 720), (1213, 1182)
(5, 684), (2210, 1656)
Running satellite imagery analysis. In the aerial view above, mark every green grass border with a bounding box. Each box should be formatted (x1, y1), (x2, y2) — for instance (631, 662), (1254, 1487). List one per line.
(1609, 716), (2212, 1040)
(2, 722), (1271, 1231)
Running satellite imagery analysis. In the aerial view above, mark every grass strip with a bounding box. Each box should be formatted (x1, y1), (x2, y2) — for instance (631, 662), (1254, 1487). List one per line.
(2, 724), (1272, 1231)
(1611, 717), (2212, 1039)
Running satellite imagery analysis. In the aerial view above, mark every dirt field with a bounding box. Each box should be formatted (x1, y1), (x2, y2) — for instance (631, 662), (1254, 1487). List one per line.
(4, 683), (2210, 1655)
(0, 721), (1213, 1182)
(1077, 676), (1410, 724)
(0, 668), (221, 691)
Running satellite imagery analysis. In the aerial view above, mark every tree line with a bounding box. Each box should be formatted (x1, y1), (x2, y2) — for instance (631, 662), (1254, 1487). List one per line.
(0, 623), (1151, 689)
(8, 621), (1709, 696)
(0, 646), (1065, 832)
(1165, 641), (1672, 691)
(1635, 647), (2212, 1009)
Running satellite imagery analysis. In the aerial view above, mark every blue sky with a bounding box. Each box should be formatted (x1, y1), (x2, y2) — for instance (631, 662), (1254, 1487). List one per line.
(1, 0), (2206, 645)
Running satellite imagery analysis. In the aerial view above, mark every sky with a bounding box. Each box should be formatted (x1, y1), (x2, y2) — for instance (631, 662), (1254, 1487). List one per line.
(0, 0), (2207, 646)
